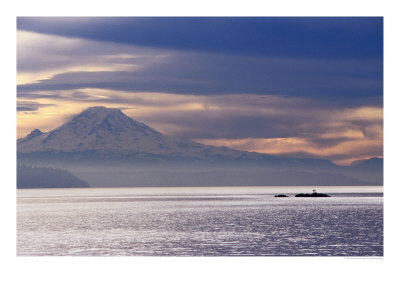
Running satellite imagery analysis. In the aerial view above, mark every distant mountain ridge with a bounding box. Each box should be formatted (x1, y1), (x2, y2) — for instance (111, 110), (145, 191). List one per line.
(350, 157), (383, 169)
(17, 106), (383, 186)
(17, 165), (89, 188)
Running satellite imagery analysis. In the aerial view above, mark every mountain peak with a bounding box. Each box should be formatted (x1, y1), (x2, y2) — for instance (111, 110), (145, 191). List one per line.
(68, 106), (158, 135)
(27, 129), (43, 138)
(18, 129), (44, 143)
(77, 106), (124, 120)
(79, 106), (121, 114)
(350, 157), (383, 170)
(17, 106), (169, 154)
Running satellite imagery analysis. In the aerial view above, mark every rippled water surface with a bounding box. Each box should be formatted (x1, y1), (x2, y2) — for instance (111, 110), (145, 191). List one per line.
(17, 186), (383, 256)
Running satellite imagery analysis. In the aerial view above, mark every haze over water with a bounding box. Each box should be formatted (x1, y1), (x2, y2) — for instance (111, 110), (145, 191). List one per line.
(17, 186), (383, 256)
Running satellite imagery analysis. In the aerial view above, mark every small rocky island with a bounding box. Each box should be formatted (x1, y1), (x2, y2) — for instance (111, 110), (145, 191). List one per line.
(274, 194), (289, 197)
(295, 189), (330, 197)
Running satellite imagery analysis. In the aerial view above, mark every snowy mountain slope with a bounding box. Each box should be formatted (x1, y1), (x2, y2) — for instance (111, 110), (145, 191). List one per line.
(17, 106), (343, 170)
(17, 106), (251, 160)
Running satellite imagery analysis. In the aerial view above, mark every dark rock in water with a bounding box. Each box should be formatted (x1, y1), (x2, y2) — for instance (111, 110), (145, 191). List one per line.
(295, 192), (330, 197)
(274, 194), (289, 197)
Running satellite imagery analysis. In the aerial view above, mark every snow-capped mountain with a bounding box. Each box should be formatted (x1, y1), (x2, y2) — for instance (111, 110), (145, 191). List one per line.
(17, 106), (249, 159)
(17, 106), (382, 186)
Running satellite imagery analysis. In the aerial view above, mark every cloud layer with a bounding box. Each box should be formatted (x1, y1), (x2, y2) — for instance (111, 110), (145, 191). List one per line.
(17, 17), (382, 59)
(16, 18), (383, 165)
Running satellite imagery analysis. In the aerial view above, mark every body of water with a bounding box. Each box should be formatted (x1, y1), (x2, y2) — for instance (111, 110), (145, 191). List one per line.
(17, 186), (383, 256)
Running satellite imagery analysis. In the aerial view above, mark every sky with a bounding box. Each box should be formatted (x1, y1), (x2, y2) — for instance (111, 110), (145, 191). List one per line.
(16, 17), (383, 165)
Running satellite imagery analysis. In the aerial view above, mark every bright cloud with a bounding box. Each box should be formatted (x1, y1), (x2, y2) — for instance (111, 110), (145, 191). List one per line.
(17, 30), (167, 85)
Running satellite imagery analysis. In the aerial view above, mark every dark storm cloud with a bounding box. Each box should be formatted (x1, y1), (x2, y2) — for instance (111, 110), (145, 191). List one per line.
(17, 92), (58, 99)
(17, 17), (383, 106)
(17, 106), (37, 111)
(17, 101), (55, 111)
(17, 17), (382, 60)
(18, 52), (382, 105)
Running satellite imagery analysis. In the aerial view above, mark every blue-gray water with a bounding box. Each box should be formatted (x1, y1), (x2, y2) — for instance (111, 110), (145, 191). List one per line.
(17, 186), (383, 256)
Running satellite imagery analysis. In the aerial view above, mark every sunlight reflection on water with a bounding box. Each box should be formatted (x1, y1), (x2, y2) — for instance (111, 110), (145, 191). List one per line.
(17, 187), (383, 256)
